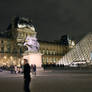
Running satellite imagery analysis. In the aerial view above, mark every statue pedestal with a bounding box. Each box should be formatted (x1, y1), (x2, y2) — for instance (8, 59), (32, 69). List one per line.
(23, 53), (42, 67)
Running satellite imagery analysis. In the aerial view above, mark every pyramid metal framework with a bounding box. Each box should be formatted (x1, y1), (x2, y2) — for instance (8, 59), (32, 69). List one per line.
(57, 33), (92, 65)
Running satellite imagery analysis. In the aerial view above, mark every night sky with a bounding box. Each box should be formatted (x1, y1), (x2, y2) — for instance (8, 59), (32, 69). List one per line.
(0, 0), (91, 42)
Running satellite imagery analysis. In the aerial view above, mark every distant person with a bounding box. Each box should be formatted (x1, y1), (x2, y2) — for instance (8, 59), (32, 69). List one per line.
(33, 64), (36, 76)
(10, 65), (14, 74)
(31, 64), (34, 74)
(43, 64), (46, 71)
(14, 65), (18, 74)
(23, 59), (31, 92)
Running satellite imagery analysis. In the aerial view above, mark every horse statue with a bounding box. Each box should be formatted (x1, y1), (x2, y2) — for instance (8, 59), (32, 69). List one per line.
(24, 36), (40, 53)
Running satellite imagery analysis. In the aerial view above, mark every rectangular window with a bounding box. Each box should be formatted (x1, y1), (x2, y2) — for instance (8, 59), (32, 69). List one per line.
(1, 47), (4, 53)
(47, 50), (48, 55)
(6, 42), (11, 53)
(1, 40), (3, 44)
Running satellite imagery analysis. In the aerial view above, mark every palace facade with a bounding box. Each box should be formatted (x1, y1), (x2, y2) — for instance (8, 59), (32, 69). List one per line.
(0, 36), (69, 66)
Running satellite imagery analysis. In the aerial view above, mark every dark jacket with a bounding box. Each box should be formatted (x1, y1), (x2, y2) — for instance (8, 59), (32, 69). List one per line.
(24, 63), (31, 79)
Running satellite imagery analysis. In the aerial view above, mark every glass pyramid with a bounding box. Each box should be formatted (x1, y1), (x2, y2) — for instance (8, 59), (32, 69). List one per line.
(57, 33), (92, 65)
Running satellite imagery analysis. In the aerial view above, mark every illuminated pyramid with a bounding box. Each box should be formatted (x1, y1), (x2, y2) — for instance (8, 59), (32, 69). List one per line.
(57, 33), (92, 65)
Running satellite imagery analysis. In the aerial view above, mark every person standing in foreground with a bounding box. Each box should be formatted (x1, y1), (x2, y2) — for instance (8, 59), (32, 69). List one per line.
(24, 59), (31, 92)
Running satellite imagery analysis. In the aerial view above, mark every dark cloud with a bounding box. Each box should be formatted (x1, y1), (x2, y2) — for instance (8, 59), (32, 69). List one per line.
(0, 0), (92, 41)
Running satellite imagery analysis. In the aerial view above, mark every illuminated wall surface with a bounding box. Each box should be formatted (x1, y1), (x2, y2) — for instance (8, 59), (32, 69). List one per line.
(57, 33), (92, 65)
(23, 53), (42, 67)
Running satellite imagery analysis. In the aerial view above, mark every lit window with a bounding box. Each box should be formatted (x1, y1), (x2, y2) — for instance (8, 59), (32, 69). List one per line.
(46, 57), (48, 62)
(47, 50), (49, 55)
(53, 51), (56, 55)
(43, 50), (45, 54)
(53, 57), (56, 62)
(50, 51), (52, 55)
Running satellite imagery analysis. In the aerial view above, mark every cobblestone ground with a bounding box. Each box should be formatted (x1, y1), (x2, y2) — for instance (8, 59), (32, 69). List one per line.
(0, 70), (92, 92)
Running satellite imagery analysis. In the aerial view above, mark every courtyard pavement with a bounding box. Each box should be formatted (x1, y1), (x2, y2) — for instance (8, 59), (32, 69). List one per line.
(0, 70), (92, 92)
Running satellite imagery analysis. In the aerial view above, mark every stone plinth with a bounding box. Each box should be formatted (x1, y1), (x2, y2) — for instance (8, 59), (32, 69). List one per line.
(23, 53), (42, 67)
